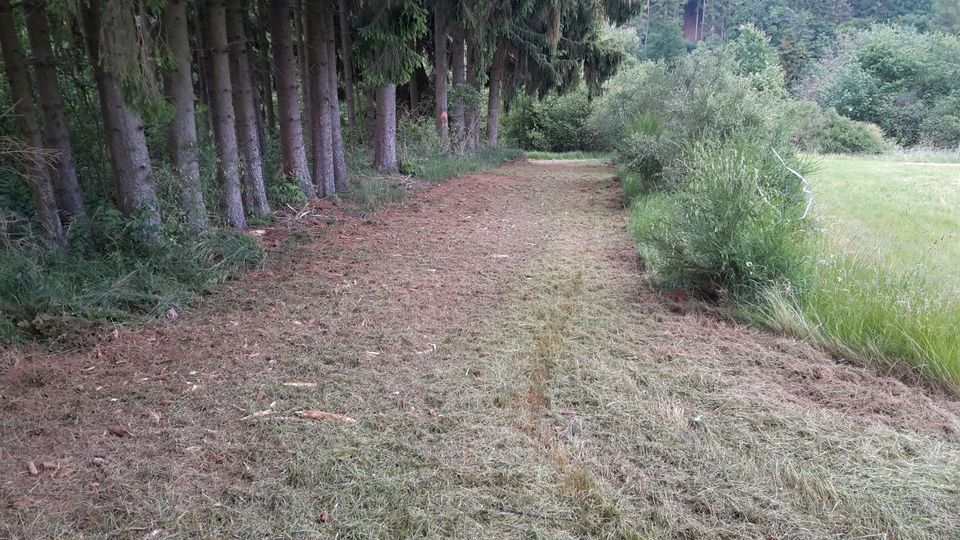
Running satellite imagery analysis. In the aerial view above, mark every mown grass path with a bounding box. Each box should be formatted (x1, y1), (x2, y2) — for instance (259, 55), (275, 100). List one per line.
(2, 160), (959, 538)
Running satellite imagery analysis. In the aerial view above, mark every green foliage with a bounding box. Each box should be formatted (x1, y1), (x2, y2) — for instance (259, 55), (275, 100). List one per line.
(814, 25), (960, 146)
(503, 90), (600, 152)
(629, 143), (815, 300)
(403, 148), (523, 182)
(0, 211), (263, 343)
(342, 177), (406, 216)
(817, 111), (888, 154)
(920, 92), (960, 148)
(730, 24), (778, 75)
(643, 21), (687, 62)
(356, 0), (428, 84)
(601, 45), (815, 301)
(787, 104), (888, 154)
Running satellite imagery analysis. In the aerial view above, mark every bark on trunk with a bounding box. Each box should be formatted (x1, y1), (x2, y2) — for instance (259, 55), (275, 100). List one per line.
(0, 0), (63, 245)
(257, 0), (275, 135)
(465, 29), (481, 151)
(336, 0), (356, 139)
(487, 37), (507, 147)
(433, 11), (449, 148)
(450, 23), (466, 148)
(161, 0), (208, 234)
(323, 3), (347, 191)
(206, 0), (246, 228)
(295, 0), (312, 162)
(82, 0), (162, 235)
(374, 84), (397, 173)
(307, 0), (333, 196)
(227, 0), (270, 216)
(23, 0), (84, 222)
(270, 0), (315, 198)
(244, 11), (267, 157)
(365, 88), (376, 151)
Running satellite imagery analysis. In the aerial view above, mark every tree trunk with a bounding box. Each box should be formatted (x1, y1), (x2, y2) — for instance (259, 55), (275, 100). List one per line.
(324, 2), (347, 191)
(365, 88), (376, 152)
(257, 0), (275, 135)
(465, 28), (481, 151)
(336, 0), (356, 139)
(227, 0), (270, 216)
(82, 0), (162, 234)
(206, 0), (246, 228)
(450, 23), (466, 148)
(295, 0), (312, 163)
(487, 37), (507, 147)
(161, 0), (208, 234)
(196, 1), (212, 108)
(23, 0), (83, 223)
(433, 11), (449, 148)
(374, 84), (397, 173)
(244, 11), (267, 157)
(270, 0), (315, 198)
(0, 0), (63, 245)
(307, 0), (334, 196)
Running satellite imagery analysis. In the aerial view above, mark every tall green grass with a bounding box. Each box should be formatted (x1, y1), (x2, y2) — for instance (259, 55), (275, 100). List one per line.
(0, 211), (262, 343)
(402, 147), (523, 181)
(760, 255), (960, 388)
(524, 150), (611, 160)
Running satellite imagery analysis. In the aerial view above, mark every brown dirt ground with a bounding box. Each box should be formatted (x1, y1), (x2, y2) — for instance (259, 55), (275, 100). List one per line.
(1, 159), (958, 538)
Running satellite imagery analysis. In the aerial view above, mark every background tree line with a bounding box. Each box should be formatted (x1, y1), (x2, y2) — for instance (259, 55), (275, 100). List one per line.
(0, 0), (644, 342)
(0, 0), (643, 248)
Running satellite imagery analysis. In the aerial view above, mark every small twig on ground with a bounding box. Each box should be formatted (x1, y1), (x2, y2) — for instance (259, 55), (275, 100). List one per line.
(239, 410), (275, 421)
(298, 410), (357, 424)
(282, 382), (319, 388)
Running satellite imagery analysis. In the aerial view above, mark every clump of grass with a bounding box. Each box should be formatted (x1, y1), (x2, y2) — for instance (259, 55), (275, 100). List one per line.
(628, 142), (815, 301)
(0, 210), (263, 343)
(524, 150), (611, 160)
(341, 177), (407, 216)
(401, 147), (522, 181)
(759, 254), (960, 388)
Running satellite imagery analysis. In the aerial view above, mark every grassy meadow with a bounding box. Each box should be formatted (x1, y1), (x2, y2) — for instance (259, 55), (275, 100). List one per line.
(763, 154), (960, 388)
(811, 154), (960, 287)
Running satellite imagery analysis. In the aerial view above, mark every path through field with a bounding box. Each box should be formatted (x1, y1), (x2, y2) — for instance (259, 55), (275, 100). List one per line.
(3, 160), (959, 538)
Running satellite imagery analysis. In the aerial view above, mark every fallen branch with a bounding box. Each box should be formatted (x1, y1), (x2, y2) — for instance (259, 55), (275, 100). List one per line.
(240, 409), (276, 421)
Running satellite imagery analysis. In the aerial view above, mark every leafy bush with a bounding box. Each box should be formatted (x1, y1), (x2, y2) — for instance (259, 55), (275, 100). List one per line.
(629, 143), (815, 300)
(817, 111), (888, 154)
(504, 90), (600, 153)
(601, 44), (816, 302)
(812, 24), (960, 147)
(920, 92), (960, 148)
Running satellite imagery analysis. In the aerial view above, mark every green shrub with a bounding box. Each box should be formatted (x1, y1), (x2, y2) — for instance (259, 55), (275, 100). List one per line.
(814, 25), (960, 147)
(920, 92), (960, 148)
(504, 90), (600, 153)
(818, 110), (888, 154)
(629, 143), (815, 300)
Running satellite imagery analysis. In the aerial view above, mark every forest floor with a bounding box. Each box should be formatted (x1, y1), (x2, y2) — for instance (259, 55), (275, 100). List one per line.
(2, 160), (959, 539)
